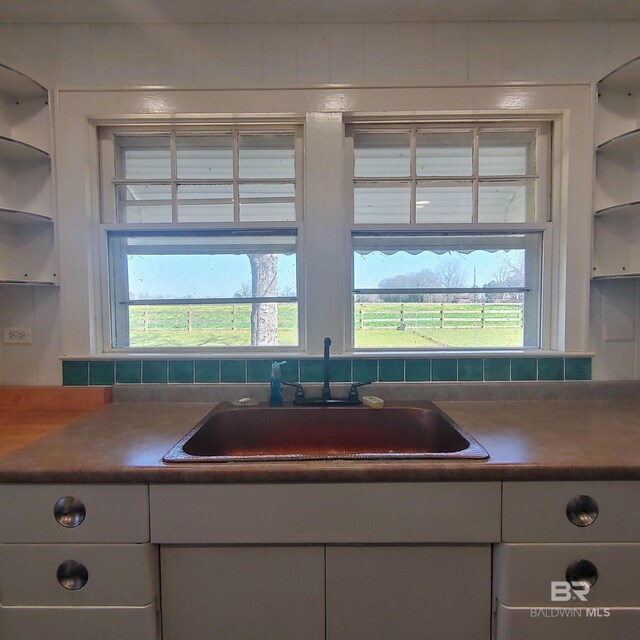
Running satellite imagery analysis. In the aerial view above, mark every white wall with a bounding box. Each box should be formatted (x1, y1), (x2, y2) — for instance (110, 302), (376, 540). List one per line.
(1, 19), (639, 384)
(590, 279), (640, 379)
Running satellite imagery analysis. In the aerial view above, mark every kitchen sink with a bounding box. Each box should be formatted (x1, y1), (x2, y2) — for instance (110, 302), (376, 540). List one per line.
(163, 401), (489, 463)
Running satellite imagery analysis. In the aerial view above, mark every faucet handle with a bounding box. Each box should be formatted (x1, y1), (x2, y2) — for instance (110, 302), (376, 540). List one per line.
(348, 381), (373, 402)
(282, 381), (305, 402)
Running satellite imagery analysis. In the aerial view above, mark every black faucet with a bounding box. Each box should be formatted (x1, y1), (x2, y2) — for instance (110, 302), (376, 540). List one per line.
(282, 337), (373, 406)
(322, 337), (332, 401)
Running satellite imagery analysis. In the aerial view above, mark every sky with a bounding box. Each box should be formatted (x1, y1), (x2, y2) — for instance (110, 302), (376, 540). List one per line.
(127, 250), (516, 299)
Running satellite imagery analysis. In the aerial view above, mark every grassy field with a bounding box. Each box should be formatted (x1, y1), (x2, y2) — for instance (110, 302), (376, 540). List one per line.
(128, 302), (523, 348)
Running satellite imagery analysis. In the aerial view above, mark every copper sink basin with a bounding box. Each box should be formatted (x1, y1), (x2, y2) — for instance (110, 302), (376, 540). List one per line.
(163, 401), (488, 463)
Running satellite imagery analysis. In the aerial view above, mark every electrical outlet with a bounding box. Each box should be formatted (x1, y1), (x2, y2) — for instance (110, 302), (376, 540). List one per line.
(3, 327), (33, 344)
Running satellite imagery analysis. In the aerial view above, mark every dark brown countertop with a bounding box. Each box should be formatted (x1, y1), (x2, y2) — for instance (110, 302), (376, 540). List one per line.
(1, 398), (640, 482)
(0, 387), (112, 456)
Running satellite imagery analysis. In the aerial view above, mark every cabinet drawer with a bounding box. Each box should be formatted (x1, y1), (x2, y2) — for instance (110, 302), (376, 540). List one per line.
(502, 481), (640, 542)
(495, 603), (640, 640)
(0, 484), (149, 543)
(494, 543), (640, 607)
(0, 544), (158, 606)
(0, 602), (158, 640)
(150, 483), (501, 543)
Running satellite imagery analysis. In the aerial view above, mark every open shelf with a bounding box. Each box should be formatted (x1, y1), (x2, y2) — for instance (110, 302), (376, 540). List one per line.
(598, 56), (640, 94)
(594, 57), (640, 280)
(0, 135), (49, 164)
(597, 128), (640, 156)
(0, 279), (57, 286)
(595, 201), (640, 218)
(0, 208), (52, 225)
(0, 64), (47, 103)
(0, 62), (57, 287)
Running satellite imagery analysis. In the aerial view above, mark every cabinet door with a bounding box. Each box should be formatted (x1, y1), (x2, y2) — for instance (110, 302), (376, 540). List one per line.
(161, 546), (325, 640)
(326, 545), (491, 640)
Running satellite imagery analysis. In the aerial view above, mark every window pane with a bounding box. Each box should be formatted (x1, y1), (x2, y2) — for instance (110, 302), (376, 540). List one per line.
(239, 183), (296, 221)
(354, 132), (410, 178)
(117, 184), (172, 222)
(176, 135), (233, 179)
(352, 235), (535, 349)
(128, 302), (298, 348)
(177, 184), (234, 222)
(115, 136), (171, 179)
(109, 233), (298, 348)
(354, 183), (411, 223)
(354, 241), (526, 291)
(416, 131), (473, 176)
(353, 295), (524, 349)
(479, 130), (535, 176)
(239, 134), (295, 179)
(478, 181), (534, 223)
(415, 183), (473, 223)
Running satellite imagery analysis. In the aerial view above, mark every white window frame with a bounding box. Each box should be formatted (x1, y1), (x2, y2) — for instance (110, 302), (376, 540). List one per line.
(345, 119), (554, 351)
(55, 86), (592, 360)
(97, 122), (306, 353)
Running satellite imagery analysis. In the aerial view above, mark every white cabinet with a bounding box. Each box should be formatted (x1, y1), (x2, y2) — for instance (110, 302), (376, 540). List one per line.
(502, 481), (640, 542)
(0, 544), (158, 606)
(327, 545), (491, 640)
(494, 481), (640, 640)
(161, 546), (325, 640)
(593, 57), (640, 279)
(150, 482), (501, 543)
(152, 482), (500, 640)
(0, 602), (158, 640)
(0, 484), (150, 543)
(0, 484), (159, 640)
(0, 63), (57, 286)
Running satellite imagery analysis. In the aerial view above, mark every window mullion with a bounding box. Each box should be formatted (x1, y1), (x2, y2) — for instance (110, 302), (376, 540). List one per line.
(410, 127), (417, 224)
(232, 129), (240, 223)
(472, 127), (479, 224)
(170, 131), (178, 223)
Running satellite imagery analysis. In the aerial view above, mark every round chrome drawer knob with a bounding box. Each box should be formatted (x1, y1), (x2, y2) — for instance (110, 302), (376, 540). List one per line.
(566, 495), (599, 527)
(57, 560), (89, 590)
(53, 497), (86, 528)
(566, 559), (598, 590)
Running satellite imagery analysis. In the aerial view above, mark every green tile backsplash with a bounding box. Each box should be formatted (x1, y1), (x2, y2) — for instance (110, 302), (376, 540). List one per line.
(458, 358), (483, 382)
(115, 360), (141, 384)
(63, 356), (592, 385)
(169, 360), (194, 384)
(195, 360), (220, 383)
(484, 358), (510, 382)
(142, 360), (168, 384)
(63, 361), (89, 386)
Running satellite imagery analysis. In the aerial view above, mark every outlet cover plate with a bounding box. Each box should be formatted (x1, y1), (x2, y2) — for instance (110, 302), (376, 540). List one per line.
(3, 327), (33, 344)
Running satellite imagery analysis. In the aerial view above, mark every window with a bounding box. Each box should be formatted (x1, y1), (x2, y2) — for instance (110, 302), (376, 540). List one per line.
(348, 123), (551, 350)
(100, 126), (302, 350)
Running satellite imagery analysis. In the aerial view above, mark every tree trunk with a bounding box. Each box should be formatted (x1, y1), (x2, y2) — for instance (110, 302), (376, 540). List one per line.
(248, 254), (279, 345)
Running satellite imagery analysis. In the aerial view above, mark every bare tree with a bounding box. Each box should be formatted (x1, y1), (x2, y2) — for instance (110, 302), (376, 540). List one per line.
(379, 268), (441, 302)
(234, 282), (253, 298)
(248, 254), (279, 345)
(485, 252), (525, 302)
(436, 258), (465, 302)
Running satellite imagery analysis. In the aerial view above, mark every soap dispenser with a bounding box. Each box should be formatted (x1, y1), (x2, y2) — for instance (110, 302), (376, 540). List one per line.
(269, 361), (287, 406)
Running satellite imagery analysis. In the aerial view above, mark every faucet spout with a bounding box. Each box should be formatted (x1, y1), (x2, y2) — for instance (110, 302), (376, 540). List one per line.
(322, 337), (332, 401)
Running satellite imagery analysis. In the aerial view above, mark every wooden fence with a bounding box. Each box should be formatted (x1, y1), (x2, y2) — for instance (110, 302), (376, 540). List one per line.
(130, 303), (523, 332)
